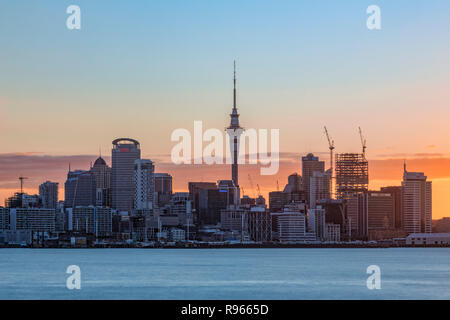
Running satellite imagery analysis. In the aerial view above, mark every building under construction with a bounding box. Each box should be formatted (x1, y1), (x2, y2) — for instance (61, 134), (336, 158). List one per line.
(335, 153), (368, 199)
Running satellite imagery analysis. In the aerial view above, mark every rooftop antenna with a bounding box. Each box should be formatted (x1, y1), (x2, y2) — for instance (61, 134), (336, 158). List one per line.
(18, 176), (28, 194)
(233, 60), (236, 111)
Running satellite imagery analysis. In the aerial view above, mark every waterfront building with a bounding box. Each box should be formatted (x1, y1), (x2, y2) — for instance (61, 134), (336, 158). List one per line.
(380, 186), (403, 229)
(68, 206), (112, 237)
(248, 206), (272, 242)
(402, 165), (432, 234)
(308, 207), (326, 241)
(406, 233), (450, 245)
(9, 208), (56, 233)
(271, 203), (315, 243)
(326, 223), (341, 242)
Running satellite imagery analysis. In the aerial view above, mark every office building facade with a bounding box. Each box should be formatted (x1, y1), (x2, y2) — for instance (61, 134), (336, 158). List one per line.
(112, 138), (141, 212)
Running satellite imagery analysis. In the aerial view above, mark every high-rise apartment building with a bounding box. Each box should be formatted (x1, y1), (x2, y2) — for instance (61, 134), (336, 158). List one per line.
(309, 170), (331, 208)
(39, 181), (59, 209)
(347, 191), (395, 240)
(302, 153), (325, 205)
(380, 186), (403, 229)
(111, 138), (141, 212)
(134, 159), (155, 210)
(402, 166), (432, 234)
(9, 208), (56, 233)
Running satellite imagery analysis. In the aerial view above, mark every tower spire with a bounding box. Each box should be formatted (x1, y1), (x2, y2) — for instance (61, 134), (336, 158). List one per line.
(227, 60), (242, 199)
(233, 60), (236, 111)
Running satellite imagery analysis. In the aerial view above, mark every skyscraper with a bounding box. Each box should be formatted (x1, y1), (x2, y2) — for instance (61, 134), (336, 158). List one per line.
(309, 169), (331, 208)
(39, 181), (59, 209)
(90, 157), (112, 207)
(380, 186), (403, 229)
(155, 173), (173, 207)
(302, 153), (325, 205)
(402, 164), (432, 234)
(64, 170), (96, 208)
(226, 61), (242, 204)
(111, 138), (141, 212)
(134, 159), (155, 210)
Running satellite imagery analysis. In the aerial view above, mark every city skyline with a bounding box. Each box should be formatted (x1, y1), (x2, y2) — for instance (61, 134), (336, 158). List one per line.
(1, 1), (450, 218)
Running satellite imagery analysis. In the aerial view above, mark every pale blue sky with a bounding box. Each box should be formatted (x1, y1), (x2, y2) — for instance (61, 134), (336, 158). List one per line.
(0, 0), (449, 156)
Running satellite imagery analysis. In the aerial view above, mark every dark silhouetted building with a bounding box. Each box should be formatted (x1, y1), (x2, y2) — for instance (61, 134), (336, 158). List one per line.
(302, 153), (325, 205)
(155, 173), (173, 207)
(380, 186), (403, 229)
(64, 170), (96, 208)
(111, 138), (141, 212)
(90, 157), (111, 207)
(39, 181), (59, 209)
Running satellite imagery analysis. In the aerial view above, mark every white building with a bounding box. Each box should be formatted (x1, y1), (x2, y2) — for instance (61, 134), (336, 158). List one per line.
(406, 233), (450, 245)
(402, 166), (432, 234)
(134, 159), (155, 210)
(308, 207), (326, 241)
(271, 206), (316, 243)
(309, 169), (331, 209)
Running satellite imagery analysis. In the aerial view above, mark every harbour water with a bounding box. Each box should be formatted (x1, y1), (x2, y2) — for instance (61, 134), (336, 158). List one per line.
(0, 248), (449, 300)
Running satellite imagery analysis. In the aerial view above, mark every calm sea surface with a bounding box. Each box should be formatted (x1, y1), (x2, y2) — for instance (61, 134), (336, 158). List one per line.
(0, 248), (449, 299)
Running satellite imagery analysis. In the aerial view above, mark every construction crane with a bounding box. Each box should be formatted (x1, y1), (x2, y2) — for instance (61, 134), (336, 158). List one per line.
(358, 126), (367, 159)
(324, 126), (335, 198)
(18, 176), (28, 194)
(248, 174), (257, 198)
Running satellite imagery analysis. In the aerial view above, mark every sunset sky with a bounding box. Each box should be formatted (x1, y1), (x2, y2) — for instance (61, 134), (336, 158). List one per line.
(0, 1), (449, 218)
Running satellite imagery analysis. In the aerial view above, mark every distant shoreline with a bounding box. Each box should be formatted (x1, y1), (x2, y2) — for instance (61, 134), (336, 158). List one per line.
(2, 244), (450, 249)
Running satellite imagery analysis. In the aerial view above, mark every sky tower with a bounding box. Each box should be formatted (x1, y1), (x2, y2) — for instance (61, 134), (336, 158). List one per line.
(227, 61), (242, 193)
